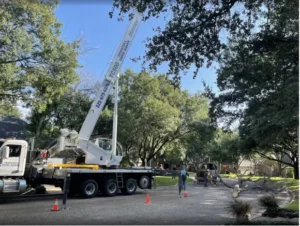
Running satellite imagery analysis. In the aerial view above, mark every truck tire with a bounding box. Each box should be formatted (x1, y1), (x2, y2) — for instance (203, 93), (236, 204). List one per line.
(121, 178), (137, 195)
(103, 179), (118, 197)
(138, 176), (150, 189)
(80, 179), (98, 199)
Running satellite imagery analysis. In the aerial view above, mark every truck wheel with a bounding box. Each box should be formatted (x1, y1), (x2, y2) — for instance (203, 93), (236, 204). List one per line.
(138, 176), (150, 189)
(103, 179), (118, 197)
(121, 178), (137, 195)
(80, 179), (98, 199)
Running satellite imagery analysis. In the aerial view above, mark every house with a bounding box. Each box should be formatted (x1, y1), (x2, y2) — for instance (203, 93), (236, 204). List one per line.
(227, 155), (293, 177)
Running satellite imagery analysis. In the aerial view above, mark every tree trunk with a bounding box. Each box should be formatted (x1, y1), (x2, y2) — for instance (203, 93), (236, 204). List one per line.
(278, 164), (282, 177)
(141, 158), (145, 167)
(36, 116), (44, 137)
(294, 163), (299, 179)
(146, 156), (154, 167)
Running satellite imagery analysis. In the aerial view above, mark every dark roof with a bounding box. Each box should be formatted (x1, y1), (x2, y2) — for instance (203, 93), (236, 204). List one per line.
(0, 116), (28, 140)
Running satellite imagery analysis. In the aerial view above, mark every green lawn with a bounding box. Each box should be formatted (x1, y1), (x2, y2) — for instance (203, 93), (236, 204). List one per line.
(219, 173), (238, 179)
(283, 199), (299, 211)
(269, 178), (299, 211)
(154, 176), (193, 186)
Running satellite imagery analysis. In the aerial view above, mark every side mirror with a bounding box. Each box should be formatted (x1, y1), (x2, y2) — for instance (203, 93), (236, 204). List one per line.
(3, 146), (9, 159)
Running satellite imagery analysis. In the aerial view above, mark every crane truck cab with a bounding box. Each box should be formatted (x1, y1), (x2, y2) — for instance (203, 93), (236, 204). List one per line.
(0, 139), (28, 194)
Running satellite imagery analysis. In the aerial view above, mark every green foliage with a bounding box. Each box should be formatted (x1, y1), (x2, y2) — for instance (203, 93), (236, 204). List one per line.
(110, 0), (289, 84)
(110, 0), (299, 178)
(0, 101), (22, 118)
(184, 120), (215, 170)
(210, 130), (241, 165)
(27, 69), (210, 161)
(0, 0), (80, 111)
(206, 0), (298, 178)
(118, 69), (210, 166)
(163, 140), (186, 165)
(27, 86), (113, 147)
(27, 88), (90, 133)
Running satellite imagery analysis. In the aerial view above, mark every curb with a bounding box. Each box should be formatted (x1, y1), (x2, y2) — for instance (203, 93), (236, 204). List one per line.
(250, 209), (266, 221)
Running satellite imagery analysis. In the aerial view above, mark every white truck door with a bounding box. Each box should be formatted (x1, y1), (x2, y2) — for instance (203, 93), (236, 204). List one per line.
(0, 143), (26, 177)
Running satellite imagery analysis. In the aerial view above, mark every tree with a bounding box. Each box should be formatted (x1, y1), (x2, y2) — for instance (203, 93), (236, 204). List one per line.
(27, 87), (114, 148)
(185, 120), (215, 171)
(0, 100), (22, 118)
(110, 0), (283, 83)
(0, 0), (80, 111)
(209, 129), (244, 173)
(163, 139), (186, 168)
(207, 0), (298, 178)
(118, 69), (209, 166)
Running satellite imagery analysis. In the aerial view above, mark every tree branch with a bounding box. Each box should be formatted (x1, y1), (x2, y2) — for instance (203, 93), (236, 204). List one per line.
(0, 57), (31, 64)
(256, 151), (294, 167)
(166, 0), (237, 39)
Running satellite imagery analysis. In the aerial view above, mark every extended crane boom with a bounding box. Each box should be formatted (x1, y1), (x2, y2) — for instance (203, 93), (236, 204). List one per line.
(79, 12), (143, 141)
(0, 11), (154, 198)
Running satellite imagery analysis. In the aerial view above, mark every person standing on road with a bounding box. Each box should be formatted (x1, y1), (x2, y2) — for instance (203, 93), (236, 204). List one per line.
(212, 171), (218, 186)
(172, 168), (176, 179)
(178, 172), (183, 198)
(181, 167), (189, 191)
(208, 170), (212, 185)
(204, 170), (208, 187)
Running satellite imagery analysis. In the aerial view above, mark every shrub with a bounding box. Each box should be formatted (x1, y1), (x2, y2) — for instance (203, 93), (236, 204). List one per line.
(257, 195), (298, 218)
(258, 195), (279, 211)
(278, 209), (299, 218)
(227, 200), (252, 222)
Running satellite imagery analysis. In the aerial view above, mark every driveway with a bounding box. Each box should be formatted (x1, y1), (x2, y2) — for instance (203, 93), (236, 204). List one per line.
(0, 180), (292, 225)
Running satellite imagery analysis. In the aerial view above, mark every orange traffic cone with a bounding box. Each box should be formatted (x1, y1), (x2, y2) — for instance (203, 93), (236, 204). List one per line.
(145, 194), (151, 204)
(184, 190), (188, 197)
(51, 199), (59, 211)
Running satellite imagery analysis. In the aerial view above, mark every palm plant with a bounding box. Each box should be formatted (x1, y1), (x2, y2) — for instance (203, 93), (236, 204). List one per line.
(227, 199), (252, 222)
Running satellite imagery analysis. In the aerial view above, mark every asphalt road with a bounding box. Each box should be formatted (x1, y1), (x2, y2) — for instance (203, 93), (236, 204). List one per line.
(0, 181), (291, 225)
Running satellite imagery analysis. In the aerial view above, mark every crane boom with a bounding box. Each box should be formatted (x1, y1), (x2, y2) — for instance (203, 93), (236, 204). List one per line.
(78, 12), (143, 141)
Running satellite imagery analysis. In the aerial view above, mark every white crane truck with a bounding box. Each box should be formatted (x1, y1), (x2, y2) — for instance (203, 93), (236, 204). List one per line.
(0, 12), (154, 199)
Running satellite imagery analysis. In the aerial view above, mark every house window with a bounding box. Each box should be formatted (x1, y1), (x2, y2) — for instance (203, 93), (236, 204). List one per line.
(8, 145), (22, 157)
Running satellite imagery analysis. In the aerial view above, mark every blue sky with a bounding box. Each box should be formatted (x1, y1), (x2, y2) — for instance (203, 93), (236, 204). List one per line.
(55, 1), (220, 94)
